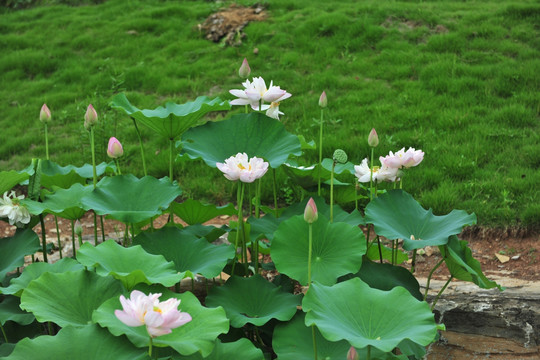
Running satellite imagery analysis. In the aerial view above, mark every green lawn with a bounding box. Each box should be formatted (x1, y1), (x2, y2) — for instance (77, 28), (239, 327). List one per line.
(1, 0), (539, 227)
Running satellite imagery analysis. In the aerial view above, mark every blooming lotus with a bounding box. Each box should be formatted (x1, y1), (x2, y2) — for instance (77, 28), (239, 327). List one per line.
(354, 158), (399, 183)
(0, 191), (31, 227)
(107, 137), (124, 158)
(381, 147), (424, 168)
(115, 290), (192, 338)
(229, 76), (291, 116)
(216, 152), (269, 183)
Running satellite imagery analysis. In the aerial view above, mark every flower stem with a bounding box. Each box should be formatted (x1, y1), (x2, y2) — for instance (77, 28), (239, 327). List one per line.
(254, 179), (262, 274)
(376, 236), (383, 263)
(0, 322), (8, 343)
(71, 220), (76, 258)
(231, 182), (245, 276)
(90, 127), (97, 188)
(391, 240), (395, 265)
(308, 223), (313, 285)
(93, 212), (98, 246)
(424, 257), (445, 301)
(54, 216), (62, 259)
(44, 123), (49, 160)
(317, 109), (324, 196)
(366, 345), (371, 360)
(272, 168), (278, 217)
(39, 214), (48, 263)
(431, 276), (453, 310)
(131, 117), (147, 176)
(311, 324), (318, 360)
(330, 161), (335, 223)
(169, 138), (175, 224)
(411, 249), (417, 273)
(369, 148), (374, 200)
(100, 215), (106, 242)
(148, 336), (153, 358)
(115, 159), (121, 175)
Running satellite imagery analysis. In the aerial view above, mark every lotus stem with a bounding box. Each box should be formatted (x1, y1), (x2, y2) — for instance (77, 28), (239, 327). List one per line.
(44, 123), (49, 160)
(0, 323), (8, 343)
(317, 109), (324, 196)
(312, 324), (318, 360)
(148, 336), (153, 358)
(411, 249), (417, 273)
(89, 127), (97, 188)
(254, 179), (262, 274)
(169, 138), (175, 224)
(131, 223), (136, 246)
(93, 212), (98, 246)
(54, 216), (62, 259)
(71, 220), (76, 258)
(330, 160), (335, 222)
(431, 276), (453, 310)
(424, 257), (445, 301)
(248, 184), (252, 217)
(366, 345), (371, 360)
(115, 159), (121, 175)
(131, 117), (147, 176)
(355, 182), (359, 211)
(39, 214), (48, 263)
(369, 148), (374, 200)
(231, 182), (245, 276)
(308, 223), (313, 285)
(376, 236), (383, 263)
(272, 168), (278, 217)
(391, 240), (395, 265)
(77, 231), (83, 248)
(100, 215), (106, 242)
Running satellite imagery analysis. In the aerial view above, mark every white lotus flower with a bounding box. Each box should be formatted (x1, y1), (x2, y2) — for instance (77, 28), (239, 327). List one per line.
(216, 152), (269, 183)
(0, 191), (31, 227)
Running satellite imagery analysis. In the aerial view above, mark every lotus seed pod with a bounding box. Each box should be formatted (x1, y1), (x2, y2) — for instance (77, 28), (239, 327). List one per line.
(333, 149), (348, 164)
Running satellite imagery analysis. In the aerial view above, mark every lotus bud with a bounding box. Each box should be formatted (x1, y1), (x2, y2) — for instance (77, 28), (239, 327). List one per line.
(318, 91), (327, 108)
(368, 128), (379, 147)
(347, 346), (359, 360)
(74, 220), (83, 237)
(304, 197), (318, 224)
(238, 58), (251, 78)
(40, 104), (51, 123)
(107, 137), (124, 159)
(333, 149), (348, 164)
(84, 104), (98, 130)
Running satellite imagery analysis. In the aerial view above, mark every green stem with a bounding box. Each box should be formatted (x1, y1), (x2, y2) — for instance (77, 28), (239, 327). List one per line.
(71, 220), (76, 258)
(148, 336), (153, 358)
(100, 215), (106, 243)
(431, 276), (453, 310)
(245, 104), (249, 114)
(131, 118), (147, 176)
(391, 240), (395, 265)
(254, 179), (262, 274)
(77, 233), (83, 248)
(169, 138), (175, 224)
(317, 109), (324, 196)
(411, 249), (417, 274)
(47, 322), (54, 335)
(248, 183), (252, 217)
(366, 224), (371, 251)
(39, 214), (48, 263)
(311, 324), (318, 360)
(424, 258), (445, 301)
(272, 168), (278, 217)
(44, 123), (49, 160)
(54, 216), (62, 259)
(130, 223), (135, 246)
(308, 223), (313, 285)
(231, 182), (245, 276)
(376, 236), (383, 263)
(115, 159), (121, 175)
(369, 148), (374, 200)
(366, 345), (371, 360)
(0, 322), (8, 343)
(330, 161), (335, 222)
(90, 127), (97, 187)
(93, 212), (98, 246)
(355, 183), (359, 211)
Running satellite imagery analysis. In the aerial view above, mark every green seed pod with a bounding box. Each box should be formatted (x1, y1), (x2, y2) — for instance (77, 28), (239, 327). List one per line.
(333, 149), (348, 164)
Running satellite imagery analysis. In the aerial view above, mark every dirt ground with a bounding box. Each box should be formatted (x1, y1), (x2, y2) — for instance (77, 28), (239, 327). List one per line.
(2, 211), (538, 282)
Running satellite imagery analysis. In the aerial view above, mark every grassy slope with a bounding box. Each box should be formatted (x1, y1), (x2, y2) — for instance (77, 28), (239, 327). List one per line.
(0, 0), (539, 227)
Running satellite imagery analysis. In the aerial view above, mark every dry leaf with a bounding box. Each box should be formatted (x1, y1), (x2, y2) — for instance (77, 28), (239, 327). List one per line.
(495, 253), (510, 263)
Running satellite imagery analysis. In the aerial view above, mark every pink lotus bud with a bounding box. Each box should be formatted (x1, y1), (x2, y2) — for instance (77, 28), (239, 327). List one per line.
(368, 128), (379, 147)
(84, 104), (98, 130)
(304, 198), (318, 224)
(347, 346), (359, 360)
(107, 137), (124, 158)
(40, 104), (51, 123)
(74, 220), (83, 236)
(318, 91), (327, 108)
(238, 58), (251, 78)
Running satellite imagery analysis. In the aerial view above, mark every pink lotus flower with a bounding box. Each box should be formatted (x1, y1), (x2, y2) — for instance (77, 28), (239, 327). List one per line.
(354, 158), (399, 183)
(84, 104), (98, 130)
(304, 197), (318, 224)
(368, 128), (379, 147)
(216, 152), (269, 183)
(347, 346), (359, 360)
(318, 91), (327, 108)
(381, 147), (424, 168)
(40, 104), (51, 123)
(115, 290), (192, 338)
(238, 58), (251, 78)
(107, 137), (124, 158)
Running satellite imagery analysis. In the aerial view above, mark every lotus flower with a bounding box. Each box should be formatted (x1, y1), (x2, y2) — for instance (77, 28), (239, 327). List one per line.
(216, 152), (269, 183)
(84, 104), (98, 130)
(107, 137), (124, 158)
(230, 77), (291, 115)
(354, 158), (399, 183)
(368, 128), (379, 147)
(0, 191), (31, 227)
(347, 346), (359, 360)
(318, 91), (327, 108)
(40, 104), (51, 123)
(115, 290), (192, 338)
(304, 198), (318, 224)
(238, 58), (251, 78)
(381, 147), (424, 168)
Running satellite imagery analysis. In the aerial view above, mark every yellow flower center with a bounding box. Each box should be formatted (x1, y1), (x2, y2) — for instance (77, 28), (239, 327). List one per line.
(237, 164), (251, 171)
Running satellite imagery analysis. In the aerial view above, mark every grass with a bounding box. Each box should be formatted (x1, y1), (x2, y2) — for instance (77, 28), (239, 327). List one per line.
(0, 0), (539, 228)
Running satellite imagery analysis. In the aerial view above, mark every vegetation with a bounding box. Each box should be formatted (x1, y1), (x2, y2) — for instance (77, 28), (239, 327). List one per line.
(0, 0), (539, 227)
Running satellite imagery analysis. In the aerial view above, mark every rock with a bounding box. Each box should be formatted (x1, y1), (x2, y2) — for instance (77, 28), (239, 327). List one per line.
(495, 253), (510, 263)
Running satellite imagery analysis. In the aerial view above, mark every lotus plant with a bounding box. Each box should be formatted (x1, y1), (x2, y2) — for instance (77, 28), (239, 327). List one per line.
(229, 76), (291, 119)
(115, 290), (192, 357)
(40, 104), (51, 160)
(0, 191), (31, 227)
(317, 91), (327, 196)
(107, 137), (124, 175)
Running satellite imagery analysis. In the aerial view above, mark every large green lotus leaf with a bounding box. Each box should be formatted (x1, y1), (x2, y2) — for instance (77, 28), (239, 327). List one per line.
(133, 227), (234, 279)
(5, 324), (148, 360)
(111, 93), (231, 139)
(37, 160), (114, 189)
(302, 278), (441, 353)
(0, 171), (29, 195)
(81, 174), (182, 223)
(22, 183), (90, 220)
(171, 199), (235, 225)
(1, 257), (84, 297)
(181, 224), (228, 243)
(248, 213), (280, 242)
(0, 229), (40, 281)
(20, 269), (123, 327)
(0, 296), (34, 326)
(205, 275), (300, 328)
(271, 215), (365, 286)
(282, 160), (356, 190)
(364, 190), (476, 250)
(273, 312), (406, 360)
(440, 235), (503, 290)
(341, 260), (423, 301)
(77, 240), (182, 289)
(180, 112), (302, 168)
(93, 284), (229, 357)
(175, 338), (263, 360)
